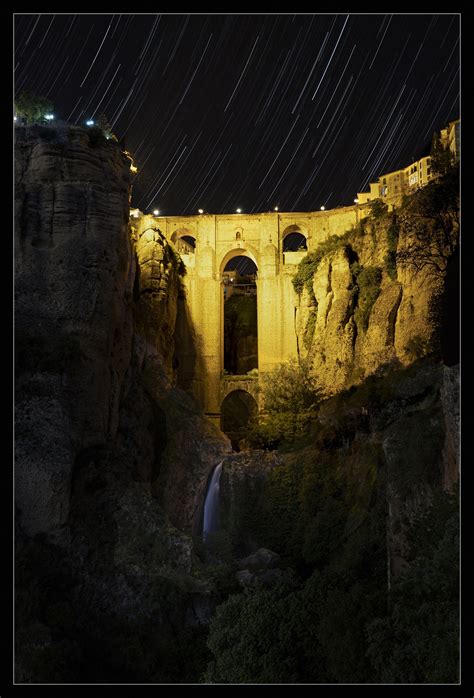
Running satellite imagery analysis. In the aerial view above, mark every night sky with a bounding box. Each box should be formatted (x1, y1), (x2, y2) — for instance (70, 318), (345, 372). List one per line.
(14, 13), (460, 216)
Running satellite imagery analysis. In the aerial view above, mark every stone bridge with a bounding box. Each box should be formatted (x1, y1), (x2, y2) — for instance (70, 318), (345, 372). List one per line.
(131, 205), (369, 426)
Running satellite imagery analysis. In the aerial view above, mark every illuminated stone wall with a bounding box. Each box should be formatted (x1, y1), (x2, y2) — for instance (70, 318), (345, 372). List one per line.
(132, 205), (370, 422)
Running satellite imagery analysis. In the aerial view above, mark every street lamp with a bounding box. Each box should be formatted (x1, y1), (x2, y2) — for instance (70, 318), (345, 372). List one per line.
(274, 206), (279, 211)
(320, 206), (325, 211)
(153, 209), (160, 216)
(236, 208), (242, 213)
(86, 119), (95, 126)
(198, 208), (204, 214)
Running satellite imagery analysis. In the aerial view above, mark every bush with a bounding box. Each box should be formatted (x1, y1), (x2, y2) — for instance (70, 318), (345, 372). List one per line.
(262, 358), (321, 413)
(404, 334), (432, 360)
(353, 266), (382, 333)
(368, 199), (388, 220)
(247, 359), (322, 449)
(15, 90), (53, 123)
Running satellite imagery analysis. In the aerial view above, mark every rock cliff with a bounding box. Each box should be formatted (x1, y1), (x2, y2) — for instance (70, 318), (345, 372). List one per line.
(294, 190), (459, 396)
(15, 123), (230, 682)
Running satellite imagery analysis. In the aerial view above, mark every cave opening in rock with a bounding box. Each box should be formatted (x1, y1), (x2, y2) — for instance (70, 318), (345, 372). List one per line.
(221, 389), (258, 451)
(223, 255), (258, 375)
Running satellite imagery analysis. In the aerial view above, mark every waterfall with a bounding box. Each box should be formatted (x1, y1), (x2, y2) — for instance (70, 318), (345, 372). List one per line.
(202, 462), (223, 541)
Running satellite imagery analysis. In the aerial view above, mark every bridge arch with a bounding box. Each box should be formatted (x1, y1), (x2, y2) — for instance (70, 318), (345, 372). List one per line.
(219, 244), (260, 275)
(220, 387), (258, 450)
(282, 224), (308, 251)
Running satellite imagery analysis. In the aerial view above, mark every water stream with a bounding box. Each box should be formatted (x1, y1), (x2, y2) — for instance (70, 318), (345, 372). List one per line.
(202, 461), (223, 541)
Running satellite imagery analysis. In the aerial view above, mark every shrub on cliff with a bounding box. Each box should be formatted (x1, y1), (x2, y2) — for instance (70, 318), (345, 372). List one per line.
(368, 199), (389, 220)
(353, 265), (382, 333)
(15, 90), (54, 123)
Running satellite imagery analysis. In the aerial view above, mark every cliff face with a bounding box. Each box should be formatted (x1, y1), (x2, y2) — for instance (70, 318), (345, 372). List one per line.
(15, 123), (135, 536)
(295, 196), (459, 396)
(15, 124), (230, 682)
(15, 124), (229, 541)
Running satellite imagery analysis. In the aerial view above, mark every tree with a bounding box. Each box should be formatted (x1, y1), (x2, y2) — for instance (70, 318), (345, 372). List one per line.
(15, 91), (53, 123)
(97, 113), (116, 140)
(368, 198), (388, 221)
(395, 168), (459, 276)
(430, 132), (455, 177)
(247, 358), (323, 448)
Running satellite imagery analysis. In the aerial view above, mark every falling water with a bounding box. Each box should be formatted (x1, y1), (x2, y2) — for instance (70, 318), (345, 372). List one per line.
(202, 461), (223, 541)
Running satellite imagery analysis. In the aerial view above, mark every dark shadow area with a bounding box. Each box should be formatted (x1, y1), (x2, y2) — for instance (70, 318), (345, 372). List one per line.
(174, 282), (201, 392)
(221, 389), (258, 451)
(438, 245), (460, 366)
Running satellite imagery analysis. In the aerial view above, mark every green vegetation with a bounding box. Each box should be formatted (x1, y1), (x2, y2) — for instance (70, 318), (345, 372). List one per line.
(352, 265), (382, 333)
(247, 358), (322, 449)
(15, 90), (54, 123)
(396, 166), (459, 275)
(430, 132), (456, 177)
(303, 306), (318, 350)
(368, 198), (389, 220)
(291, 231), (356, 296)
(206, 361), (459, 683)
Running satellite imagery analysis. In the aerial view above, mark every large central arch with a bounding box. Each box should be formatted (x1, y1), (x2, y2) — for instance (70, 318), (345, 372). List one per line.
(220, 248), (258, 379)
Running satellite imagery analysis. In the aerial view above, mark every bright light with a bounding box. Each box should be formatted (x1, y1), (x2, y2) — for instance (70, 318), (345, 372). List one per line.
(130, 164), (138, 174)
(153, 209), (160, 216)
(236, 208), (242, 213)
(14, 116), (17, 122)
(86, 119), (95, 126)
(274, 206), (279, 211)
(320, 206), (325, 211)
(354, 198), (359, 204)
(198, 208), (204, 214)
(44, 114), (55, 121)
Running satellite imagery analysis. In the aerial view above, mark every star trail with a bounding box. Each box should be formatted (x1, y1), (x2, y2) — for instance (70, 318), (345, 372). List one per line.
(14, 13), (460, 215)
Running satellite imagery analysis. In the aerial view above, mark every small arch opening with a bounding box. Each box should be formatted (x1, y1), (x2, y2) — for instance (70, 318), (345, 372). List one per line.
(283, 232), (307, 252)
(221, 390), (258, 451)
(171, 229), (196, 254)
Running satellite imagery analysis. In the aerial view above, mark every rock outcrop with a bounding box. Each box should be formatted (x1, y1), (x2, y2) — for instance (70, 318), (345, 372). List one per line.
(15, 123), (230, 683)
(295, 205), (458, 397)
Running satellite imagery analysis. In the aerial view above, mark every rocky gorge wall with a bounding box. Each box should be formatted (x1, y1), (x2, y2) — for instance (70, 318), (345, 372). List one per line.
(294, 194), (459, 396)
(15, 124), (231, 682)
(14, 124), (459, 683)
(15, 123), (230, 541)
